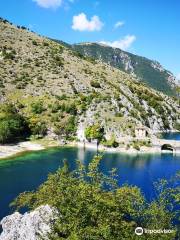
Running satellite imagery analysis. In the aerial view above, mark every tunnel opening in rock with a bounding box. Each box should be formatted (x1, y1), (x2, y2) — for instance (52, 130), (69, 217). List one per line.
(161, 144), (174, 152)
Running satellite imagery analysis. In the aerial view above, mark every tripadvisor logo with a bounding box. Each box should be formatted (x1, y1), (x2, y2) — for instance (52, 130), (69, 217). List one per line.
(135, 227), (144, 236)
(135, 227), (175, 236)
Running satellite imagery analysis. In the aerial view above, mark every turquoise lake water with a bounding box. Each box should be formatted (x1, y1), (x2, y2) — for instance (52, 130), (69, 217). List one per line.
(160, 132), (180, 140)
(0, 145), (180, 221)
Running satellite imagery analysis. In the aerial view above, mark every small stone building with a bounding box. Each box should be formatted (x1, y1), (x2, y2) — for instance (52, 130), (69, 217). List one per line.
(135, 125), (148, 139)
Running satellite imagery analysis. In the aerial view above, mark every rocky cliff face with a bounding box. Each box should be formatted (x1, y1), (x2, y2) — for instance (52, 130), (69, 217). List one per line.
(0, 205), (57, 240)
(72, 43), (178, 96)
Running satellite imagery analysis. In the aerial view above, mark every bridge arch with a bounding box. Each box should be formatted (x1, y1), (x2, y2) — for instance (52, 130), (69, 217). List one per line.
(161, 144), (174, 152)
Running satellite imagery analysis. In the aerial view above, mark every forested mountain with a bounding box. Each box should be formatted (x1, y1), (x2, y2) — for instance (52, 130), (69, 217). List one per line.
(72, 42), (178, 96)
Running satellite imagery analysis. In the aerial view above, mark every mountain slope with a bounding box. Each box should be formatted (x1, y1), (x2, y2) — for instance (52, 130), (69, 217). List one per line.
(0, 18), (179, 143)
(72, 43), (177, 96)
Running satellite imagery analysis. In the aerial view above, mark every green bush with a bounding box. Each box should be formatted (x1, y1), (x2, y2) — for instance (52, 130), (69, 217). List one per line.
(54, 55), (64, 67)
(43, 41), (49, 47)
(31, 101), (45, 114)
(31, 121), (47, 136)
(90, 80), (101, 88)
(0, 104), (28, 143)
(115, 112), (123, 118)
(55, 94), (67, 100)
(132, 141), (140, 150)
(103, 136), (119, 148)
(51, 102), (61, 113)
(174, 121), (180, 131)
(54, 115), (77, 139)
(163, 119), (170, 129)
(12, 156), (179, 240)
(64, 103), (77, 115)
(2, 49), (16, 60)
(0, 79), (5, 88)
(132, 140), (152, 150)
(32, 40), (38, 46)
(85, 124), (104, 142)
(65, 116), (77, 137)
(28, 116), (47, 137)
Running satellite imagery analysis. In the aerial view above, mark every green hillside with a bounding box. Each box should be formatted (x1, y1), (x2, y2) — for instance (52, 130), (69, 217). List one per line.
(72, 43), (177, 96)
(0, 18), (179, 145)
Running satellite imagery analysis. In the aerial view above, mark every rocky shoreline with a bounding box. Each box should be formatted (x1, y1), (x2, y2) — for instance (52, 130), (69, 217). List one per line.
(0, 141), (45, 160)
(0, 136), (180, 160)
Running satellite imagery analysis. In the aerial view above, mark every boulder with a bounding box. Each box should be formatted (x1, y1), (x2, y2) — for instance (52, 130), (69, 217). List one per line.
(0, 205), (58, 240)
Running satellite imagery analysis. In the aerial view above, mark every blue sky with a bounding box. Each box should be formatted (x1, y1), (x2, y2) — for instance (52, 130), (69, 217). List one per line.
(0, 0), (179, 77)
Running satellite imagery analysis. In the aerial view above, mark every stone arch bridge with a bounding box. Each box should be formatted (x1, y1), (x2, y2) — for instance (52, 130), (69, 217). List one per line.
(152, 139), (180, 154)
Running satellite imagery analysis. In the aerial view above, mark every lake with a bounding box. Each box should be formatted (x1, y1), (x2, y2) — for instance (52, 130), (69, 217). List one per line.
(160, 131), (180, 140)
(0, 145), (180, 221)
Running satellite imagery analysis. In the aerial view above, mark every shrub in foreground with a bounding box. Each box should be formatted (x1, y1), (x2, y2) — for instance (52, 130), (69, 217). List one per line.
(11, 156), (180, 240)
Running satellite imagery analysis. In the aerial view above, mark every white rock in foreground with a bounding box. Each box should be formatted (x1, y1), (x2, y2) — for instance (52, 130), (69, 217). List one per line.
(0, 205), (58, 240)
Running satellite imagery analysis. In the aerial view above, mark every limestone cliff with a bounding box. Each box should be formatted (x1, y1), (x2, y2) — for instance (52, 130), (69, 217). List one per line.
(0, 205), (57, 240)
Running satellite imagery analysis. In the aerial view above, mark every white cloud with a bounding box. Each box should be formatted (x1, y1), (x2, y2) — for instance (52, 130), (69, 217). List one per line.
(33, 0), (63, 9)
(72, 13), (104, 32)
(99, 35), (136, 51)
(114, 21), (125, 29)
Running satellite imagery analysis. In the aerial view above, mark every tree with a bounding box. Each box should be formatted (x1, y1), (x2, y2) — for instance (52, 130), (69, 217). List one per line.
(90, 80), (101, 88)
(85, 124), (104, 142)
(54, 116), (77, 140)
(85, 124), (104, 152)
(28, 117), (47, 137)
(0, 104), (28, 143)
(103, 135), (119, 148)
(11, 156), (179, 240)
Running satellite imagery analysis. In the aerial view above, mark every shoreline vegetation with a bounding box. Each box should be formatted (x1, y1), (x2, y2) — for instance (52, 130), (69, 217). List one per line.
(9, 156), (180, 239)
(0, 134), (180, 160)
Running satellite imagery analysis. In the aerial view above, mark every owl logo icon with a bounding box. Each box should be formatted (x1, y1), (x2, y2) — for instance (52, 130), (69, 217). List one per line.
(135, 227), (144, 236)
